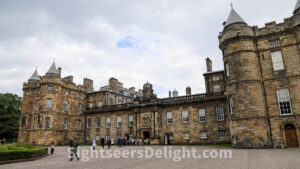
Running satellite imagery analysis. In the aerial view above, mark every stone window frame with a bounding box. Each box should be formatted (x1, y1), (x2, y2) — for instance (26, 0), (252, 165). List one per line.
(269, 39), (280, 47)
(78, 103), (82, 113)
(128, 115), (134, 127)
(276, 88), (293, 116)
(106, 117), (111, 128)
(45, 117), (50, 129)
(117, 116), (122, 127)
(271, 50), (285, 71)
(25, 91), (30, 96)
(183, 132), (190, 140)
(96, 117), (101, 128)
(225, 62), (229, 77)
(198, 109), (206, 122)
(35, 100), (39, 113)
(64, 100), (69, 112)
(77, 120), (82, 130)
(181, 110), (189, 124)
(64, 118), (68, 129)
(216, 107), (225, 121)
(200, 131), (208, 139)
(212, 76), (220, 81)
(87, 118), (91, 129)
(218, 130), (226, 138)
(166, 112), (173, 124)
(98, 101), (103, 107)
(229, 96), (234, 114)
(33, 118), (38, 130)
(213, 85), (221, 93)
(86, 135), (90, 141)
(48, 86), (54, 91)
(46, 98), (53, 109)
(21, 116), (26, 127)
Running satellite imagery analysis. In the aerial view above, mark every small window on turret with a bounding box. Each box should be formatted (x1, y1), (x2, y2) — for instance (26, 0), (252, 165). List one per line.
(269, 39), (280, 47)
(65, 91), (69, 95)
(25, 91), (30, 96)
(225, 63), (229, 77)
(48, 86), (54, 91)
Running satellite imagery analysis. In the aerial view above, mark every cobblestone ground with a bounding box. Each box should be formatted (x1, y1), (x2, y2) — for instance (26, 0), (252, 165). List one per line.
(1, 146), (300, 169)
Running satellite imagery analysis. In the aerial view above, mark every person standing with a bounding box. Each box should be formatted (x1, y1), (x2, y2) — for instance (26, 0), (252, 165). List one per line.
(111, 138), (114, 146)
(107, 138), (111, 149)
(50, 141), (55, 154)
(92, 138), (96, 150)
(100, 137), (105, 149)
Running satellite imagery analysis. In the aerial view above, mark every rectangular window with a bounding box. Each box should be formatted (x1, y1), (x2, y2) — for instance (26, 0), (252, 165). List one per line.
(65, 91), (69, 95)
(46, 99), (52, 108)
(200, 132), (208, 139)
(96, 117), (100, 128)
(78, 103), (82, 113)
(48, 86), (54, 91)
(96, 136), (100, 140)
(45, 117), (50, 129)
(117, 116), (122, 127)
(25, 91), (30, 96)
(89, 103), (94, 109)
(182, 110), (189, 123)
(77, 120), (81, 130)
(87, 118), (91, 128)
(271, 51), (285, 70)
(106, 117), (111, 128)
(105, 135), (110, 140)
(98, 102), (102, 107)
(36, 100), (39, 113)
(86, 135), (90, 141)
(212, 76), (220, 81)
(64, 118), (68, 129)
(213, 85), (221, 93)
(169, 133), (174, 140)
(277, 89), (292, 115)
(34, 118), (38, 130)
(226, 63), (229, 77)
(229, 97), (234, 114)
(219, 130), (226, 138)
(64, 101), (68, 112)
(269, 39), (280, 47)
(216, 107), (225, 121)
(199, 109), (206, 122)
(167, 112), (172, 124)
(183, 132), (190, 140)
(129, 115), (134, 127)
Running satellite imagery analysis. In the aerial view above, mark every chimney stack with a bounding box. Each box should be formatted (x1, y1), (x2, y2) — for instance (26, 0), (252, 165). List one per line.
(169, 91), (171, 98)
(206, 57), (212, 72)
(186, 86), (191, 96)
(58, 67), (62, 76)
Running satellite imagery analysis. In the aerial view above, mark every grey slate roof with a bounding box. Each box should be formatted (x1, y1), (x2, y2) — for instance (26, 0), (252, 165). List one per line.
(294, 0), (300, 14)
(224, 8), (246, 28)
(46, 62), (60, 75)
(28, 69), (41, 81)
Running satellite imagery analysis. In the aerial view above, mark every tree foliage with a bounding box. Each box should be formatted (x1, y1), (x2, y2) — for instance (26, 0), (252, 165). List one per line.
(0, 93), (22, 141)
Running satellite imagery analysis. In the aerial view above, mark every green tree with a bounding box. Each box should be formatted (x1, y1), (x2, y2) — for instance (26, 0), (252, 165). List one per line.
(0, 93), (22, 142)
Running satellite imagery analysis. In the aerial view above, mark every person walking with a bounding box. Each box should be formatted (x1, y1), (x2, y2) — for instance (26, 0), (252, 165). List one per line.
(69, 138), (80, 161)
(107, 138), (111, 149)
(50, 141), (55, 154)
(92, 138), (96, 150)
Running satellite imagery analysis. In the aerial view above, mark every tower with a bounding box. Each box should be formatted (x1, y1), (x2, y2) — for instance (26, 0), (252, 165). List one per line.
(219, 6), (272, 148)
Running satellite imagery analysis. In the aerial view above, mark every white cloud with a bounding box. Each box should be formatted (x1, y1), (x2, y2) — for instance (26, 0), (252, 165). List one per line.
(0, 0), (297, 97)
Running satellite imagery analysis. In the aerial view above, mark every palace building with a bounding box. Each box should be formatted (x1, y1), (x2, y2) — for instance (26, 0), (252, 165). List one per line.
(19, 1), (300, 148)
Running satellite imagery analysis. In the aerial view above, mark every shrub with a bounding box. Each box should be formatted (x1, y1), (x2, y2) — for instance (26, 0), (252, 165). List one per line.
(0, 144), (48, 161)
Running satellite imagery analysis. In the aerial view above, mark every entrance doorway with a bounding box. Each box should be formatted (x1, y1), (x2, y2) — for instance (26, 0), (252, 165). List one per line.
(143, 131), (150, 139)
(284, 123), (298, 148)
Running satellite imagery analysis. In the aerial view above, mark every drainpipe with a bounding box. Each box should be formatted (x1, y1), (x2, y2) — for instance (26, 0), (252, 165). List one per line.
(252, 27), (274, 148)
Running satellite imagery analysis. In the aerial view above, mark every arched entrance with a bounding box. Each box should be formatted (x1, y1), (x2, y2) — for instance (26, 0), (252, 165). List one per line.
(284, 123), (298, 148)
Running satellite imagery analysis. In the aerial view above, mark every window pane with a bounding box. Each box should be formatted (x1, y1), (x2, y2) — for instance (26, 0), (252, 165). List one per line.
(271, 51), (284, 70)
(277, 89), (292, 115)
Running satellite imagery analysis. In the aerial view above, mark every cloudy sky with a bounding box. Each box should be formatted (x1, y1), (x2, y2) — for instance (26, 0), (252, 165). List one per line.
(0, 0), (297, 98)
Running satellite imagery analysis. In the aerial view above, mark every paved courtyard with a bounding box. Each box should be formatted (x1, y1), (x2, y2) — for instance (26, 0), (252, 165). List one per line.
(1, 146), (300, 169)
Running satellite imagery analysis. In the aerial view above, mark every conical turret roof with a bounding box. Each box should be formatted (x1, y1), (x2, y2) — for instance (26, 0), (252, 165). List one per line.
(46, 62), (60, 75)
(294, 0), (300, 14)
(224, 8), (247, 28)
(29, 68), (41, 81)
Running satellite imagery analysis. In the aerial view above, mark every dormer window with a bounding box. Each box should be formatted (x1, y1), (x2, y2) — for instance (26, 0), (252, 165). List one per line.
(213, 76), (219, 81)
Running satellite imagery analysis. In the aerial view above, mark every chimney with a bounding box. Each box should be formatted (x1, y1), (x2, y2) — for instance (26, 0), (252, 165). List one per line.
(58, 67), (62, 76)
(169, 91), (171, 98)
(83, 78), (94, 92)
(206, 57), (212, 72)
(186, 86), (191, 96)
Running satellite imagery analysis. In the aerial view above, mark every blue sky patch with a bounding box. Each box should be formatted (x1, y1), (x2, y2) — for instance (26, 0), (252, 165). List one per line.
(116, 36), (140, 48)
